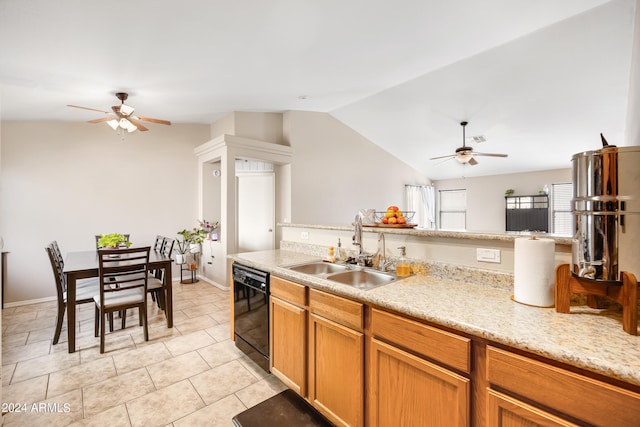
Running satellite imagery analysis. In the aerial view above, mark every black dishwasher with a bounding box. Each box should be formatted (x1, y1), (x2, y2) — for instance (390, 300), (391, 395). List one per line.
(233, 263), (270, 372)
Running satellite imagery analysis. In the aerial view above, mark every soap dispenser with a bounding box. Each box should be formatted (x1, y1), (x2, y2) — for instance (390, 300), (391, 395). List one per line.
(396, 246), (410, 277)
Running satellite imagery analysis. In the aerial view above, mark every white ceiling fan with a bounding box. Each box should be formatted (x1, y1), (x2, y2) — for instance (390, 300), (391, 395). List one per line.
(67, 92), (171, 133)
(430, 121), (508, 165)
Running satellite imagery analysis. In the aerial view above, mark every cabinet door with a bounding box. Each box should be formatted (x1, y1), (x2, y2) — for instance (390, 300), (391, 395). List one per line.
(309, 312), (364, 427)
(270, 296), (307, 395)
(368, 338), (469, 427)
(487, 389), (579, 427)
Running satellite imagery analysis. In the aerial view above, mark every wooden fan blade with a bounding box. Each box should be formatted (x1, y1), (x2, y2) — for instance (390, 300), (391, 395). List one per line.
(134, 115), (171, 126)
(88, 116), (116, 124)
(474, 152), (508, 158)
(67, 104), (111, 114)
(128, 117), (149, 131)
(468, 157), (479, 165)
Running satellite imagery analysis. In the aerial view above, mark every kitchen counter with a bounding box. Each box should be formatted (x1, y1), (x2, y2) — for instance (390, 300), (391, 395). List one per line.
(230, 249), (640, 387)
(279, 222), (573, 245)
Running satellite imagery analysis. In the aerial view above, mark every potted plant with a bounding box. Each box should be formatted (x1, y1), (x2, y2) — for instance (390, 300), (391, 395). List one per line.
(174, 237), (189, 265)
(198, 219), (220, 240)
(97, 233), (132, 249)
(178, 228), (204, 253)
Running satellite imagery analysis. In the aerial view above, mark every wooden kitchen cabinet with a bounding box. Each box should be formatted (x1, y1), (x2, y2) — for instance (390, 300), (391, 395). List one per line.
(487, 389), (579, 427)
(270, 277), (365, 427)
(270, 276), (307, 395)
(486, 346), (640, 427)
(309, 288), (364, 427)
(368, 308), (470, 427)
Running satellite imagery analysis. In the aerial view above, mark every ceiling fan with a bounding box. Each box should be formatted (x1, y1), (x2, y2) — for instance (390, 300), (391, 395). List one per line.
(67, 92), (171, 133)
(430, 121), (508, 165)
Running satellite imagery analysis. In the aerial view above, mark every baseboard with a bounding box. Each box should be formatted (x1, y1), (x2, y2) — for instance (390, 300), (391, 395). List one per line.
(3, 295), (57, 308)
(197, 275), (230, 291)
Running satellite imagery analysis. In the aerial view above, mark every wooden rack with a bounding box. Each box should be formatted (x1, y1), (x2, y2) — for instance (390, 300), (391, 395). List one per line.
(555, 264), (638, 335)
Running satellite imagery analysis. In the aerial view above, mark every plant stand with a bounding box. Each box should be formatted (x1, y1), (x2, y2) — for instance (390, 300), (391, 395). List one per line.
(180, 264), (199, 284)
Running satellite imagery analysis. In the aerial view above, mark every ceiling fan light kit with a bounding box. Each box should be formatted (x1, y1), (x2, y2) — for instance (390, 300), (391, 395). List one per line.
(430, 121), (508, 166)
(67, 92), (171, 136)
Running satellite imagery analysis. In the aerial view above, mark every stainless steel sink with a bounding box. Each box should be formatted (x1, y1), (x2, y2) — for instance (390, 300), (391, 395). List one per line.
(326, 269), (395, 289)
(287, 262), (349, 275)
(286, 261), (396, 290)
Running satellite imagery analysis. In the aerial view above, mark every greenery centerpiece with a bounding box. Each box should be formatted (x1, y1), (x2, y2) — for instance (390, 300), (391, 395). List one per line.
(97, 233), (132, 249)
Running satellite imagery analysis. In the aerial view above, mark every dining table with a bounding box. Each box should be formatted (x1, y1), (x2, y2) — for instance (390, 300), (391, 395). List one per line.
(62, 249), (173, 353)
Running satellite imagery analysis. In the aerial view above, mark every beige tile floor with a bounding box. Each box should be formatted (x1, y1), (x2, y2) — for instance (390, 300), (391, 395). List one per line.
(1, 281), (286, 426)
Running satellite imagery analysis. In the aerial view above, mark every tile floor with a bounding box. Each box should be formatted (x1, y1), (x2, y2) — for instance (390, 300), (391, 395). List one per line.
(1, 281), (286, 426)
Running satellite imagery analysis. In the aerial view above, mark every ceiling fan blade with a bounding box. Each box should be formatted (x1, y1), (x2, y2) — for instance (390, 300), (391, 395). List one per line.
(88, 116), (116, 124)
(127, 117), (149, 131)
(430, 154), (456, 160)
(468, 157), (479, 165)
(67, 104), (111, 114)
(474, 152), (508, 158)
(134, 115), (172, 126)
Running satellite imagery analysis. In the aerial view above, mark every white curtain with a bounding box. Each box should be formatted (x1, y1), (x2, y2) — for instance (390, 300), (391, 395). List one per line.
(405, 185), (435, 229)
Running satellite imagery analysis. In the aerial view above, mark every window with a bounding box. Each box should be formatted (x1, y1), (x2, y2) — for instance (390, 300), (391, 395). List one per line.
(439, 189), (466, 230)
(405, 185), (436, 229)
(552, 183), (573, 236)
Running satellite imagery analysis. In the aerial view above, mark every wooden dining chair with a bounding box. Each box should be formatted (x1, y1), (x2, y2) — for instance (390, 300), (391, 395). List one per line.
(153, 235), (164, 251)
(95, 246), (150, 353)
(46, 243), (100, 345)
(147, 237), (175, 313)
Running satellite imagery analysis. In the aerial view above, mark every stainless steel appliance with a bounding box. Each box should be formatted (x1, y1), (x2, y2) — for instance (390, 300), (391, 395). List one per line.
(572, 144), (640, 282)
(233, 263), (270, 371)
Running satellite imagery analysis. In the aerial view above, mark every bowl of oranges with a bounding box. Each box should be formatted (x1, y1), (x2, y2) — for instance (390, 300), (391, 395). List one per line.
(374, 206), (417, 227)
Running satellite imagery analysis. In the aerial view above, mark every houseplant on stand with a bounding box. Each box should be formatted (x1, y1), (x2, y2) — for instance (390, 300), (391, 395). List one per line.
(174, 237), (189, 265)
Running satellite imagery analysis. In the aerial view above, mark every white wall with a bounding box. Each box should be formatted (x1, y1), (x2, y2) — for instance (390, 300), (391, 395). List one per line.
(625, 0), (640, 146)
(0, 121), (210, 304)
(284, 111), (430, 225)
(434, 168), (572, 232)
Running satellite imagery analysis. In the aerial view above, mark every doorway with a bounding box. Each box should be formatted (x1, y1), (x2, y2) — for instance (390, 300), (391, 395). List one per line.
(237, 171), (275, 253)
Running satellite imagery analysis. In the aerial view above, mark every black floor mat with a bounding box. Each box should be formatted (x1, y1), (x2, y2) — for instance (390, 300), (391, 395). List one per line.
(232, 389), (334, 427)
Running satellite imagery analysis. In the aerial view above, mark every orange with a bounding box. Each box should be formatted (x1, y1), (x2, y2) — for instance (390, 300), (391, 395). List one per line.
(397, 217), (406, 224)
(388, 217), (397, 224)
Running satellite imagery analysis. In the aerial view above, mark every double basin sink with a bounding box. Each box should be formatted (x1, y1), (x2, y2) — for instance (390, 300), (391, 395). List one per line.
(286, 261), (396, 290)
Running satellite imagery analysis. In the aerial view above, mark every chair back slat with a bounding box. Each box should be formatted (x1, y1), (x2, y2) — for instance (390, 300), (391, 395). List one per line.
(161, 237), (175, 257)
(153, 235), (164, 252)
(45, 244), (67, 298)
(98, 247), (150, 294)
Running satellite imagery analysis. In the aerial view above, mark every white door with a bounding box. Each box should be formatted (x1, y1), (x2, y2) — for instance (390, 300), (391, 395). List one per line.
(237, 173), (275, 252)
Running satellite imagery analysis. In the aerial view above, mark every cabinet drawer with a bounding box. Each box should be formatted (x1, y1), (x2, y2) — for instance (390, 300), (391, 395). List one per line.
(371, 308), (470, 373)
(487, 346), (640, 427)
(271, 276), (306, 306)
(309, 288), (363, 330)
(487, 389), (579, 426)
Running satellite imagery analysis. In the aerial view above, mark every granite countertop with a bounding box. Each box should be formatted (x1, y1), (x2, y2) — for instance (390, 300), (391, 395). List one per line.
(279, 222), (573, 245)
(230, 249), (640, 387)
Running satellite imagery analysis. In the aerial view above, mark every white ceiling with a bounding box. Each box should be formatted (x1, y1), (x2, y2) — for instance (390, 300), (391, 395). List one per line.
(0, 0), (635, 180)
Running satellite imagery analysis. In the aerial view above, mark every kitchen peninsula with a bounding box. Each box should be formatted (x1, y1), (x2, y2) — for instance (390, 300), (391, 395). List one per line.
(230, 224), (639, 426)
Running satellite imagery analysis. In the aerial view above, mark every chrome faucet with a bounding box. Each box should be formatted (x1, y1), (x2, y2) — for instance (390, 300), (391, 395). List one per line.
(376, 232), (393, 272)
(353, 214), (363, 258)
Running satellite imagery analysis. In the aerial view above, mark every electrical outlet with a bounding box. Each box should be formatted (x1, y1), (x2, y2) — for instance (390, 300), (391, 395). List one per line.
(477, 248), (501, 263)
(301, 231), (309, 240)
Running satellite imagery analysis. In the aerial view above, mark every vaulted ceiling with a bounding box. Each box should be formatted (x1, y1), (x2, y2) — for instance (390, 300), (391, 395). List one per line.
(0, 0), (635, 179)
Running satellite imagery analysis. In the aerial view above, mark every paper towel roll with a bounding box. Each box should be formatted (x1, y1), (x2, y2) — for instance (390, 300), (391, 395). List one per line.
(514, 237), (555, 307)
